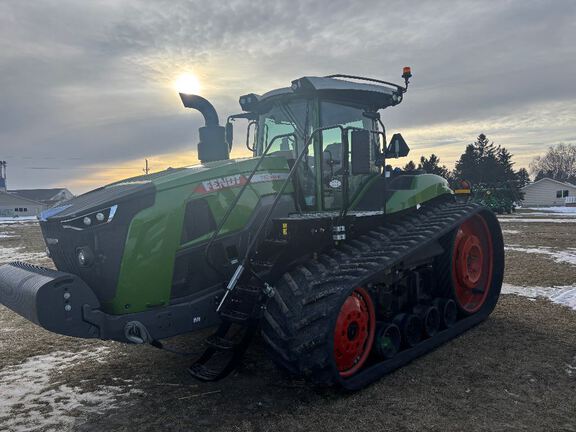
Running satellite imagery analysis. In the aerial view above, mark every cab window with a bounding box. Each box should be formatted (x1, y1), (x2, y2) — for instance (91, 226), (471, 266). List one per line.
(320, 101), (377, 210)
(258, 99), (318, 210)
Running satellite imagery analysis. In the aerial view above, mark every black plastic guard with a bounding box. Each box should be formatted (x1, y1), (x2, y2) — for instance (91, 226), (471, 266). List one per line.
(0, 262), (101, 338)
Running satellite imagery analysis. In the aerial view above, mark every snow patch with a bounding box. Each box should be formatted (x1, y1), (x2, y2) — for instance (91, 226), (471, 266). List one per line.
(501, 283), (576, 311)
(515, 212), (576, 217)
(0, 217), (38, 225)
(505, 245), (576, 266)
(0, 348), (144, 431)
(567, 357), (576, 378)
(0, 231), (17, 239)
(501, 229), (520, 234)
(498, 218), (576, 223)
(524, 207), (576, 213)
(0, 246), (45, 263)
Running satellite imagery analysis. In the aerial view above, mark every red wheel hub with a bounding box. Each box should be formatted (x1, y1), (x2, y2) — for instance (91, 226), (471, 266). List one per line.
(452, 215), (494, 314)
(457, 235), (483, 288)
(333, 287), (375, 377)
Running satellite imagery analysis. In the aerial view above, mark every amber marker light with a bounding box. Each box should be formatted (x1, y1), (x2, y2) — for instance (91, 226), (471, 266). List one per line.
(402, 66), (412, 79)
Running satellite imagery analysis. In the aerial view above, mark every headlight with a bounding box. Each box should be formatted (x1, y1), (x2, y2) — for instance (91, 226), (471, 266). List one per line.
(62, 205), (118, 230)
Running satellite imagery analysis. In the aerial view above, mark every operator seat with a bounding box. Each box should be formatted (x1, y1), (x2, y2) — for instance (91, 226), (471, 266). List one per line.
(323, 142), (343, 180)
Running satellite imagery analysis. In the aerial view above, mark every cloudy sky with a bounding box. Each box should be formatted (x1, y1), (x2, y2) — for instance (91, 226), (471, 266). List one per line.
(1, 0), (575, 193)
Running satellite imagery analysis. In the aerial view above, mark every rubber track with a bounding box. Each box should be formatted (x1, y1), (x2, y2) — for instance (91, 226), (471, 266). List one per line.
(260, 201), (504, 390)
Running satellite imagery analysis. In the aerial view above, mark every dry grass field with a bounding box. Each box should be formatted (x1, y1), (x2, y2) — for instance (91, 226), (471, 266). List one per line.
(1, 209), (575, 432)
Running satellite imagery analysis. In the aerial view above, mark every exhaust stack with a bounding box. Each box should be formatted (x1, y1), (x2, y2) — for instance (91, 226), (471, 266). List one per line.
(179, 93), (229, 164)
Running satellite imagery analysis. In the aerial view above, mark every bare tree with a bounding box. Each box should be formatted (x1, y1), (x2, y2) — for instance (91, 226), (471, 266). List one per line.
(530, 143), (576, 183)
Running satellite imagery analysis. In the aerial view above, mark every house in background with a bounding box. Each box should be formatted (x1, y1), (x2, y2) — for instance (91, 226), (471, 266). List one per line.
(9, 188), (73, 207)
(520, 178), (576, 207)
(0, 190), (45, 217)
(0, 160), (74, 217)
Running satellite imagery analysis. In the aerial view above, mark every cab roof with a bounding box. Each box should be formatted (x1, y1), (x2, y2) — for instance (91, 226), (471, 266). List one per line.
(240, 75), (405, 113)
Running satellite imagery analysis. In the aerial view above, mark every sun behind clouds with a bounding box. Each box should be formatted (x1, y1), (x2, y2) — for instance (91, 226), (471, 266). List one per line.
(174, 73), (201, 95)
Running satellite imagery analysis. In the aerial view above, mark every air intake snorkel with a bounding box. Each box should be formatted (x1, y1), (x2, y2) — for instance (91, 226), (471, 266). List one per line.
(179, 93), (229, 163)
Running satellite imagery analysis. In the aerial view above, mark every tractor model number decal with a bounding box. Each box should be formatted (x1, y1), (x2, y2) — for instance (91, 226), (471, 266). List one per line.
(194, 172), (289, 194)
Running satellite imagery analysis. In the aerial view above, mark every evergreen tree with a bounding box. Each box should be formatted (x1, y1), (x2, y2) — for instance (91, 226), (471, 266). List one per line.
(403, 160), (416, 171)
(454, 143), (480, 183)
(497, 147), (516, 181)
(418, 154), (450, 179)
(454, 134), (514, 185)
(453, 134), (526, 202)
(453, 134), (525, 210)
(516, 168), (530, 187)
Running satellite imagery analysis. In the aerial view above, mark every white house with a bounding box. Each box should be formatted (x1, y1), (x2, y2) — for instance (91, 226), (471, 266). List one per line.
(0, 190), (45, 217)
(520, 178), (576, 207)
(0, 161), (73, 216)
(9, 188), (73, 207)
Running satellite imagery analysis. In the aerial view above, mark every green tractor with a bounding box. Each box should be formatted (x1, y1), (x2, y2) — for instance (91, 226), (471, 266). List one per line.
(472, 183), (521, 214)
(0, 69), (504, 389)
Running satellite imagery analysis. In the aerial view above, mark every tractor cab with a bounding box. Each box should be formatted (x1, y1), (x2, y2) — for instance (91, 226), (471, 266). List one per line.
(233, 74), (411, 212)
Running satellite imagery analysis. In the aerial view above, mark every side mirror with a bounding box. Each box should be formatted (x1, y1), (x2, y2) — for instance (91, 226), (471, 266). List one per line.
(225, 122), (233, 150)
(350, 129), (371, 175)
(385, 133), (410, 158)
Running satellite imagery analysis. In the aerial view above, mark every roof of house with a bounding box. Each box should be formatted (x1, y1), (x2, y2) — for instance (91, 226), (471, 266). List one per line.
(520, 177), (576, 191)
(8, 188), (70, 202)
(0, 190), (45, 206)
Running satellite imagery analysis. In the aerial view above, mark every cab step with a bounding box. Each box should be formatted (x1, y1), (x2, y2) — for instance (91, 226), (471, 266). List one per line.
(188, 322), (257, 382)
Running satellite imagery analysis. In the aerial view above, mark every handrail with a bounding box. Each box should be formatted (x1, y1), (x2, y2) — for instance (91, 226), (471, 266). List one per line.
(338, 127), (387, 220)
(204, 132), (297, 274)
(324, 74), (406, 94)
(245, 121), (257, 152)
(242, 125), (345, 265)
(215, 124), (346, 312)
(215, 123), (387, 311)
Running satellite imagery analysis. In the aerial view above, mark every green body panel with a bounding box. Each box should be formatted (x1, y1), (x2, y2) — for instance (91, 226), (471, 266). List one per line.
(385, 174), (453, 213)
(107, 155), (451, 315)
(106, 157), (292, 314)
(348, 173), (452, 213)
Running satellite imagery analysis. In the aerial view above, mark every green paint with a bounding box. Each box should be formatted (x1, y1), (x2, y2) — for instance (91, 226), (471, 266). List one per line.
(105, 156), (292, 314)
(105, 152), (451, 315)
(385, 174), (453, 213)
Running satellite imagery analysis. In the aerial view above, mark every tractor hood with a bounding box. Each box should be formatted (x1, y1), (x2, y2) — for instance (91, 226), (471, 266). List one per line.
(40, 158), (248, 223)
(37, 156), (289, 309)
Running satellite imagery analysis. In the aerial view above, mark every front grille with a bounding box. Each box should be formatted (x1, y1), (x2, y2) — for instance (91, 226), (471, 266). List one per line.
(40, 184), (156, 304)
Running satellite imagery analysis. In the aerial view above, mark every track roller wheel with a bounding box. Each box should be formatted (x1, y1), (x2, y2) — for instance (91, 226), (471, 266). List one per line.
(333, 287), (376, 377)
(375, 323), (401, 359)
(433, 298), (457, 328)
(394, 313), (422, 348)
(413, 305), (440, 337)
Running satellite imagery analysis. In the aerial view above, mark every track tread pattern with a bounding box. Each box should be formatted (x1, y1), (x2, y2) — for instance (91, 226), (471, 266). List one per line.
(260, 202), (502, 387)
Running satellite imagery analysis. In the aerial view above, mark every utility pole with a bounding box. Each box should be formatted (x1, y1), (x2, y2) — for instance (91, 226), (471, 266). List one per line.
(143, 158), (150, 175)
(0, 161), (6, 192)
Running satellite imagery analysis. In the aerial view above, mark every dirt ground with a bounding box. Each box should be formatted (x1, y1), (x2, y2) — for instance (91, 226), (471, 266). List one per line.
(1, 210), (575, 432)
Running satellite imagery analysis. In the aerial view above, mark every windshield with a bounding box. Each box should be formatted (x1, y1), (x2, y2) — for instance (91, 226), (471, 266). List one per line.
(256, 99), (315, 156)
(253, 97), (379, 211)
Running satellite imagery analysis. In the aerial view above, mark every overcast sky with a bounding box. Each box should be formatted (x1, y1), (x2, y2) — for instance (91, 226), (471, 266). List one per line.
(1, 0), (575, 193)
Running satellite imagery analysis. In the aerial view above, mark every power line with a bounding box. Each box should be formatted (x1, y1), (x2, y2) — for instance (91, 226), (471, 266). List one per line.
(21, 167), (141, 170)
